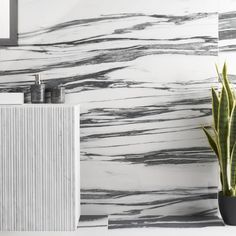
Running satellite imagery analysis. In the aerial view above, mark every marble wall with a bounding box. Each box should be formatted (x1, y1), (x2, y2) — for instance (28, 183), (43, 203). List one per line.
(0, 0), (222, 227)
(219, 0), (236, 68)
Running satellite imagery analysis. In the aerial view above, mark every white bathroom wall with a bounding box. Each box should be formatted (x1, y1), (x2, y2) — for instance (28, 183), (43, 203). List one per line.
(0, 0), (221, 226)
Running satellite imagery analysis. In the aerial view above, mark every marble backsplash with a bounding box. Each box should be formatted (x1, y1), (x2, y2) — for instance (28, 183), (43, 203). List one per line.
(0, 0), (225, 225)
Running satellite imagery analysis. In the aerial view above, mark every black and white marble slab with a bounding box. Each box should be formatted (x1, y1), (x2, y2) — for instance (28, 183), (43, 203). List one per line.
(78, 215), (108, 229)
(108, 214), (224, 229)
(0, 0), (222, 228)
(219, 0), (236, 71)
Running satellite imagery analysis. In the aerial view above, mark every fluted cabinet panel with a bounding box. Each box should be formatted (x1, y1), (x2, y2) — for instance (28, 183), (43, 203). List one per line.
(0, 105), (80, 231)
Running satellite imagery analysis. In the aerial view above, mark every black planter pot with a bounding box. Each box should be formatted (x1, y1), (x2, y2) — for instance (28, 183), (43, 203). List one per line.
(218, 191), (236, 225)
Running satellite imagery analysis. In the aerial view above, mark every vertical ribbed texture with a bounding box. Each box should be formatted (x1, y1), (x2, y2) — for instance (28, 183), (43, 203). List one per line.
(0, 105), (80, 231)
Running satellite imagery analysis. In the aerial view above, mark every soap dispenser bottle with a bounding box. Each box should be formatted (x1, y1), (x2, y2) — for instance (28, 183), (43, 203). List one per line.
(31, 74), (45, 103)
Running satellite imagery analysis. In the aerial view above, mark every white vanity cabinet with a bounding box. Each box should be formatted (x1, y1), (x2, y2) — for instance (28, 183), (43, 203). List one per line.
(0, 105), (80, 231)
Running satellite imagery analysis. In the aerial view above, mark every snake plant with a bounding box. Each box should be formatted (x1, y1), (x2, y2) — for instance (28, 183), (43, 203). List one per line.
(203, 63), (236, 196)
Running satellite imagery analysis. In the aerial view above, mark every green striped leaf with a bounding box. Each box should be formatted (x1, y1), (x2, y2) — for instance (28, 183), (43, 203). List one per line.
(231, 142), (236, 189)
(212, 87), (219, 131)
(218, 85), (230, 193)
(203, 126), (223, 187)
(220, 172), (223, 187)
(203, 127), (219, 158)
(222, 63), (234, 113)
(215, 64), (222, 82)
(229, 103), (236, 154)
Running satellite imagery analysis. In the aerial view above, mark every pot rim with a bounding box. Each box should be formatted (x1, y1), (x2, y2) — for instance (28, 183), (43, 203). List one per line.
(218, 191), (236, 199)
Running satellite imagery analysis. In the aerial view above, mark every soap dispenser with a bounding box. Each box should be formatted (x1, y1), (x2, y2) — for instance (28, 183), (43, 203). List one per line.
(31, 74), (45, 103)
